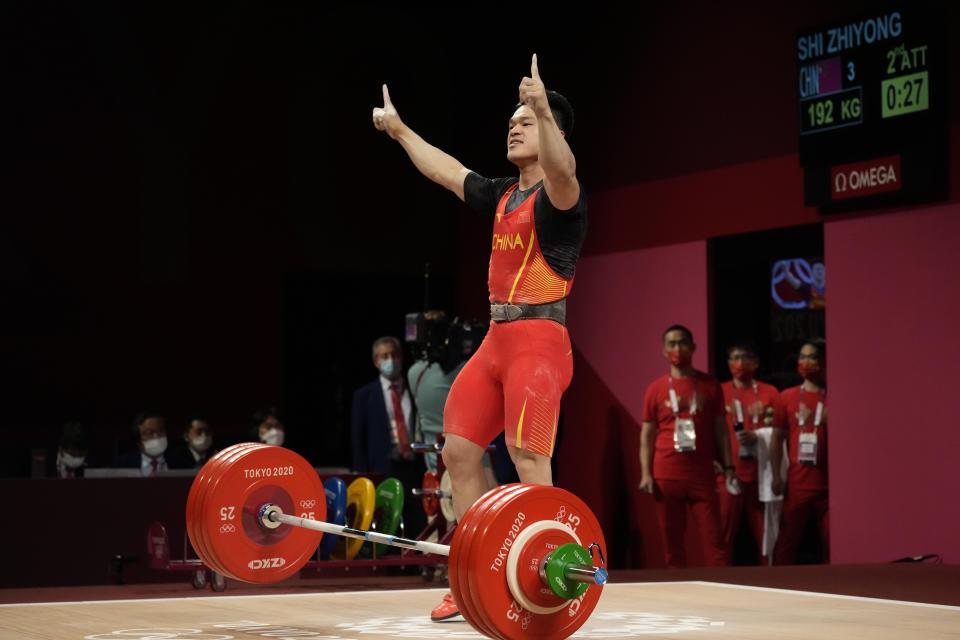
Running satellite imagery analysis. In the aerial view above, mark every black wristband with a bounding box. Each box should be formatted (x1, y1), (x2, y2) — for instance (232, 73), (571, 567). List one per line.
(724, 465), (735, 471)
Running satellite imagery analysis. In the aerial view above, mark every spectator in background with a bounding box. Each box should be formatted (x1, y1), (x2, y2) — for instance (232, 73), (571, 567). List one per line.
(167, 417), (215, 469)
(719, 342), (784, 564)
(352, 336), (425, 534)
(51, 422), (91, 478)
(407, 311), (466, 472)
(639, 325), (736, 568)
(113, 412), (179, 476)
(408, 312), (498, 484)
(252, 407), (286, 446)
(773, 338), (830, 565)
(353, 337), (416, 471)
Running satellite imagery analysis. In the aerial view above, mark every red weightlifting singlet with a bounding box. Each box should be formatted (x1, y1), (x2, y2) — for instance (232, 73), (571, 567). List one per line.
(444, 182), (575, 457)
(487, 184), (573, 304)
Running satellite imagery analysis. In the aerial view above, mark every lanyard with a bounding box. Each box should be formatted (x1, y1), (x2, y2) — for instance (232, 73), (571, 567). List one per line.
(667, 375), (698, 417)
(733, 380), (760, 426)
(798, 388), (825, 429)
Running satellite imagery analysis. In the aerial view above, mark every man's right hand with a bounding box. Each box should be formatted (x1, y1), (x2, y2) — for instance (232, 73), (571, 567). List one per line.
(372, 84), (404, 139)
(638, 474), (655, 494)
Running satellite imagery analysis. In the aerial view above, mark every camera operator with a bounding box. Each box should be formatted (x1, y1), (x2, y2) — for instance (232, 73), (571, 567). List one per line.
(406, 310), (503, 486)
(407, 311), (478, 472)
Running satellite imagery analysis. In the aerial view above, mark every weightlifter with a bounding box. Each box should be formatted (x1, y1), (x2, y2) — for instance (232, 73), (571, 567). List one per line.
(372, 54), (587, 621)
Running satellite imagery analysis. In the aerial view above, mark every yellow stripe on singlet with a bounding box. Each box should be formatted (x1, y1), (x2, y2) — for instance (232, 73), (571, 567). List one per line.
(507, 229), (536, 303)
(515, 397), (528, 449)
(549, 409), (557, 456)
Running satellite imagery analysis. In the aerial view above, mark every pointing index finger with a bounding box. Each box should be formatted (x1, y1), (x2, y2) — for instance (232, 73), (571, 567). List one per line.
(531, 53), (539, 79)
(382, 84), (392, 107)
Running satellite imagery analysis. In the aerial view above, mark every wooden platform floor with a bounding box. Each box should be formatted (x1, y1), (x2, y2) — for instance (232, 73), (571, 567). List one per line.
(2, 580), (959, 639)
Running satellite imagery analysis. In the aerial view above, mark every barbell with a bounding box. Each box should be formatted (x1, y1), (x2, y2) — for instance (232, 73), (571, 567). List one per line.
(186, 443), (608, 640)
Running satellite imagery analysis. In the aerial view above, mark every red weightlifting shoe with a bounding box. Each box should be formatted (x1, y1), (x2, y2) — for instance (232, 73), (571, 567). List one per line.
(430, 591), (461, 622)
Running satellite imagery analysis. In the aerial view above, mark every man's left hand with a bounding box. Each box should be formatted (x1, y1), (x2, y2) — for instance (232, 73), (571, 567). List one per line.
(519, 53), (549, 117)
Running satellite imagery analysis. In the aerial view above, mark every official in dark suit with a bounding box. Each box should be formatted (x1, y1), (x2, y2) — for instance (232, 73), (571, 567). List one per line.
(351, 336), (425, 535)
(113, 412), (194, 475)
(165, 417), (216, 470)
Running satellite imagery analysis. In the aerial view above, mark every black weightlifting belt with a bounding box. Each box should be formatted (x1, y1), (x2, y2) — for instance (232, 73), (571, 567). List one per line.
(489, 299), (566, 325)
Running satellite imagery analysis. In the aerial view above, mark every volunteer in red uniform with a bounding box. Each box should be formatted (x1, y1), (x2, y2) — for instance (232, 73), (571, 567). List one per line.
(772, 338), (829, 564)
(372, 55), (587, 621)
(640, 325), (737, 568)
(719, 343), (783, 563)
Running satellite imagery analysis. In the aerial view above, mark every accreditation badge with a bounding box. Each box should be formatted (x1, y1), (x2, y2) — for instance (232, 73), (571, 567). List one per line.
(674, 418), (697, 452)
(798, 431), (818, 465)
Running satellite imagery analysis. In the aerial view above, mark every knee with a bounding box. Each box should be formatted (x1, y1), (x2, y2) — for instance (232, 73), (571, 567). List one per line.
(511, 448), (551, 484)
(513, 455), (538, 480)
(441, 437), (483, 474)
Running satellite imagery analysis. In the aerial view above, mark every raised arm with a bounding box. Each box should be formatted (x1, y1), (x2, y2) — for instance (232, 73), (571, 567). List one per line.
(372, 84), (471, 201)
(519, 54), (579, 210)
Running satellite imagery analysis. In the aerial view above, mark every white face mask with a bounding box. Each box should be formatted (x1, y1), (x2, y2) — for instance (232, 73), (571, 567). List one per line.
(261, 428), (285, 447)
(60, 451), (86, 469)
(379, 357), (397, 378)
(143, 436), (168, 458)
(190, 435), (212, 453)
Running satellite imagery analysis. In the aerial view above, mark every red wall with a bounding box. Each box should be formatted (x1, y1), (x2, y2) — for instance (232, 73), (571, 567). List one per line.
(825, 203), (960, 563)
(565, 243), (711, 424)
(556, 242), (709, 567)
(583, 155), (819, 256)
(583, 126), (959, 257)
(557, 126), (959, 568)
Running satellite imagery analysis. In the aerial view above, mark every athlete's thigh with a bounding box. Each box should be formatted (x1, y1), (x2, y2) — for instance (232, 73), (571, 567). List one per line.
(443, 336), (504, 448)
(501, 321), (572, 457)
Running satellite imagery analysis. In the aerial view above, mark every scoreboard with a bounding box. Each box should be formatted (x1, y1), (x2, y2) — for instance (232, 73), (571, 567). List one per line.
(797, 8), (948, 209)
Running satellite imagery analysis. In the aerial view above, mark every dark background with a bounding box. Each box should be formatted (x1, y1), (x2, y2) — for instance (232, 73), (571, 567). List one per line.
(710, 224), (825, 389)
(2, 2), (957, 475)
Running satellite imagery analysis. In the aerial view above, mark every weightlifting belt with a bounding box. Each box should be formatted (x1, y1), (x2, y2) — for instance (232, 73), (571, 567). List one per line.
(490, 299), (566, 325)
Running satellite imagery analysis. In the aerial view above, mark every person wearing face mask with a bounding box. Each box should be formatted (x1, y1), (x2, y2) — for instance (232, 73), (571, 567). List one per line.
(772, 338), (829, 565)
(351, 336), (426, 535)
(51, 422), (91, 478)
(351, 337), (416, 471)
(639, 325), (736, 568)
(252, 408), (286, 447)
(719, 343), (784, 564)
(167, 417), (216, 469)
(113, 412), (170, 477)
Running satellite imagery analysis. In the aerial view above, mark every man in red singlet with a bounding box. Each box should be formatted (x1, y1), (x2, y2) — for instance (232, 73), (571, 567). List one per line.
(372, 54), (587, 621)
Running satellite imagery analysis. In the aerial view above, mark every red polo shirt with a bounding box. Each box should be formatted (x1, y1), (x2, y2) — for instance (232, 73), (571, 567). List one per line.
(643, 372), (724, 482)
(780, 386), (828, 491)
(721, 379), (783, 482)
